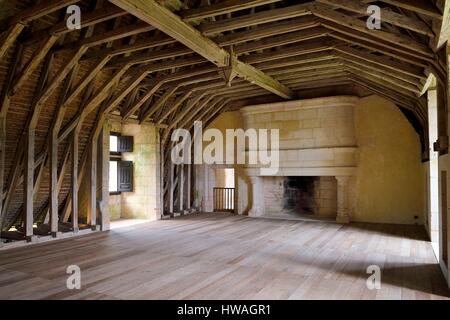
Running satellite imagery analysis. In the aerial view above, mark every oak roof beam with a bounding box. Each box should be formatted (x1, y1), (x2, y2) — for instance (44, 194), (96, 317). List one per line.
(26, 4), (127, 44)
(2, 0), (81, 27)
(10, 34), (59, 95)
(316, 0), (434, 36)
(140, 86), (180, 123)
(198, 3), (311, 35)
(180, 0), (282, 22)
(309, 3), (434, 58)
(109, 0), (295, 100)
(58, 64), (131, 142)
(0, 23), (25, 62)
(364, 0), (442, 19)
(122, 64), (216, 119)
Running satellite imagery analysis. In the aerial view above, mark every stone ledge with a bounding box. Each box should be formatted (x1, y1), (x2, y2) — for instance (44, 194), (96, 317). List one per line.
(240, 95), (360, 116)
(244, 167), (357, 177)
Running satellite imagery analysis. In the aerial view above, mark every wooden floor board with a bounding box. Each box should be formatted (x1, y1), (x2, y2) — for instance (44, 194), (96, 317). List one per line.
(0, 213), (448, 300)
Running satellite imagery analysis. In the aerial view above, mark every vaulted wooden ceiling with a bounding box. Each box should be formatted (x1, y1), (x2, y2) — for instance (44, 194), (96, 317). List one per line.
(0, 0), (449, 232)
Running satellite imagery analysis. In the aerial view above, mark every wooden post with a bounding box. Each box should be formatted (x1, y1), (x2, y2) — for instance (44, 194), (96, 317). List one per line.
(21, 49), (54, 241)
(159, 132), (164, 219)
(48, 65), (78, 236)
(49, 130), (59, 236)
(23, 129), (35, 241)
(0, 116), (6, 234)
(186, 164), (191, 211)
(90, 134), (98, 229)
(169, 160), (174, 217)
(179, 164), (184, 213)
(71, 130), (79, 233)
(99, 125), (110, 231)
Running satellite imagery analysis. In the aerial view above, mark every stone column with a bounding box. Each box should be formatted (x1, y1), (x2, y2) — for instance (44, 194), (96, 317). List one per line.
(336, 176), (351, 223)
(248, 176), (264, 217)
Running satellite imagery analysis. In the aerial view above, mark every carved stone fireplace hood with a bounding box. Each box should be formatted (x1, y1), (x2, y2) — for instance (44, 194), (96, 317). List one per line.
(240, 96), (359, 223)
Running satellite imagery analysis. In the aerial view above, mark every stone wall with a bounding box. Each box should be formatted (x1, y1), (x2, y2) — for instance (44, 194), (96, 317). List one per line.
(107, 120), (161, 221)
(121, 123), (160, 220)
(207, 95), (426, 225)
(241, 96), (357, 150)
(263, 176), (337, 218)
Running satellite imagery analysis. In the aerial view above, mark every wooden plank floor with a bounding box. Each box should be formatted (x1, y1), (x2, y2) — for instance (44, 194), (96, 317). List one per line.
(0, 213), (448, 300)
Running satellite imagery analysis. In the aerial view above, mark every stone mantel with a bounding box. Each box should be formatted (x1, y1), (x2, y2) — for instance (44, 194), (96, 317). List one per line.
(244, 167), (356, 177)
(240, 95), (360, 116)
(245, 146), (357, 177)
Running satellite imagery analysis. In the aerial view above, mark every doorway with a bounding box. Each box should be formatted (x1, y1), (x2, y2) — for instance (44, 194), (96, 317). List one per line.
(213, 168), (235, 213)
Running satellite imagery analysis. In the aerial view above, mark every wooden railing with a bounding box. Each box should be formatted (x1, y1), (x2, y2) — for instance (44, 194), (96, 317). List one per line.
(213, 187), (235, 213)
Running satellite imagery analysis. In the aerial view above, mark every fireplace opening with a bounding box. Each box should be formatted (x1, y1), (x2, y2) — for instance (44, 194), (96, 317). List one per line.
(283, 177), (317, 215)
(264, 176), (337, 219)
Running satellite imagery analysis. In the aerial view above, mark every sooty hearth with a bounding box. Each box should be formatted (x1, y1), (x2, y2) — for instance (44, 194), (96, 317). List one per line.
(263, 176), (337, 218)
(283, 177), (318, 215)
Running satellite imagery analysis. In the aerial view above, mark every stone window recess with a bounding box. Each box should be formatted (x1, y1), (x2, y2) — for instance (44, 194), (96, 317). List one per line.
(110, 133), (134, 194)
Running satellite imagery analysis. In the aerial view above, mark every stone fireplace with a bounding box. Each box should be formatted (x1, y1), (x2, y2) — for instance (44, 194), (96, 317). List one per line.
(263, 176), (337, 219)
(240, 96), (358, 223)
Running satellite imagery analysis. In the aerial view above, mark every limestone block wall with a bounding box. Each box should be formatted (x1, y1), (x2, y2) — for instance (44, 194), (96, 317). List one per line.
(121, 123), (160, 220)
(107, 120), (161, 221)
(241, 96), (357, 150)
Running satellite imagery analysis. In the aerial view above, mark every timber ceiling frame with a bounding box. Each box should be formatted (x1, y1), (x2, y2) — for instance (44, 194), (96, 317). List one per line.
(0, 0), (449, 233)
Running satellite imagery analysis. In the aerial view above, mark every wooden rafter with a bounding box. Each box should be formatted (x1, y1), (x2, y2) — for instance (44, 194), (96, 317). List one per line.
(0, 23), (25, 62)
(109, 0), (295, 99)
(180, 0), (282, 21)
(365, 0), (442, 19)
(316, 0), (434, 36)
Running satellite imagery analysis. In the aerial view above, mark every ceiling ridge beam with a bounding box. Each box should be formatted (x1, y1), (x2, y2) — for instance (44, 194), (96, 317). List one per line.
(108, 0), (295, 99)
